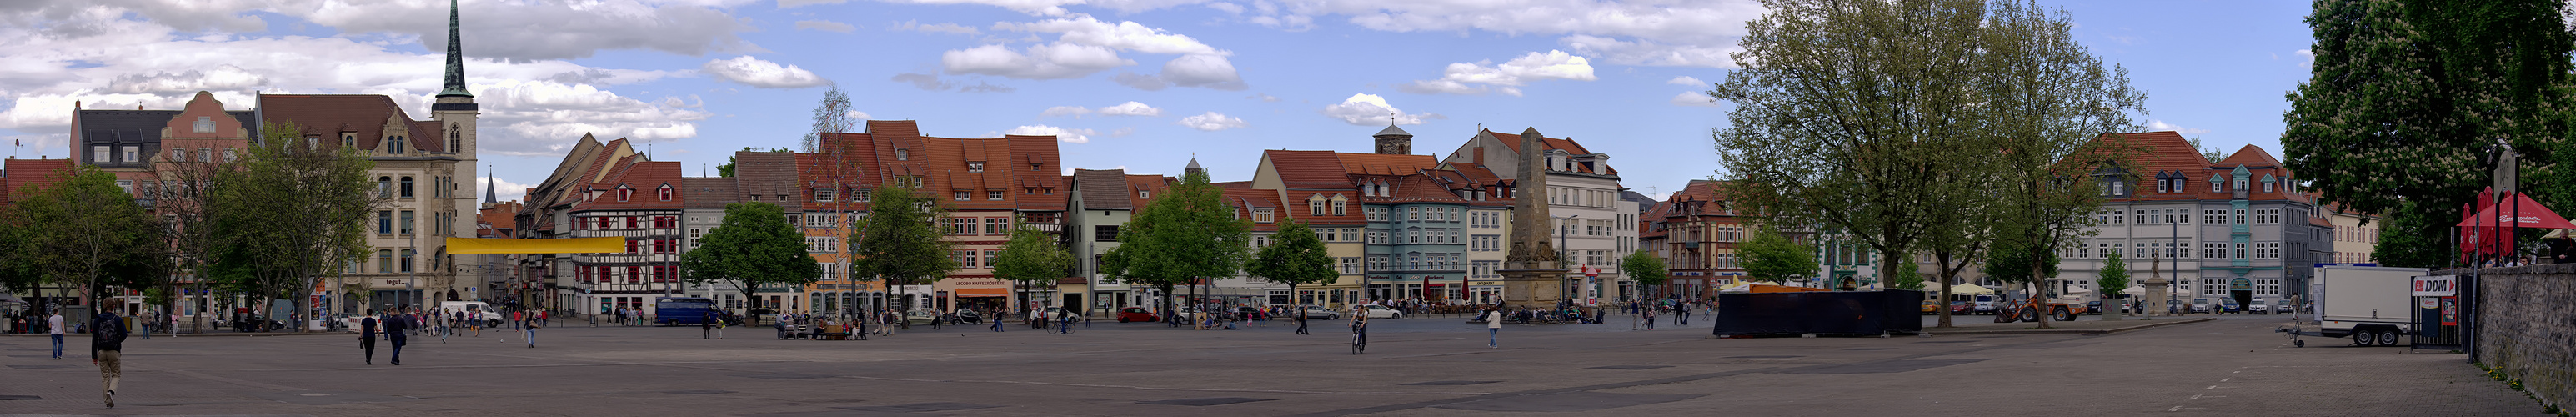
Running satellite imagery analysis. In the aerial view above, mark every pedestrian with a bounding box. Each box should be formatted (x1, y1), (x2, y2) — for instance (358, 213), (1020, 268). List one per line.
(715, 313), (726, 339)
(539, 310), (549, 327)
(1642, 306), (1656, 330)
(385, 309), (408, 365)
(138, 309), (151, 340)
(48, 309), (65, 359)
(359, 310), (378, 364)
(1676, 303), (1690, 326)
(990, 311), (1005, 332)
(91, 309), (128, 408)
(1483, 309), (1502, 349)
(701, 310), (713, 339)
(524, 316), (539, 348)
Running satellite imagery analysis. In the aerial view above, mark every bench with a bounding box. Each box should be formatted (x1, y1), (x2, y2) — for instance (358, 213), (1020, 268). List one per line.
(816, 324), (854, 340)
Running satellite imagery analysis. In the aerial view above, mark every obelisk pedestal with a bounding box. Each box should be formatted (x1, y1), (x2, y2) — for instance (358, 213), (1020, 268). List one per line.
(1499, 127), (1566, 310)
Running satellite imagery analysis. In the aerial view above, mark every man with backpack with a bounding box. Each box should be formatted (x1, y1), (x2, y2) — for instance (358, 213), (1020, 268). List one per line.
(92, 309), (128, 408)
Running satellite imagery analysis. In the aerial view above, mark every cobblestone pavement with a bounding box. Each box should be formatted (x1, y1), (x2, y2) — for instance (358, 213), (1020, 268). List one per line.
(0, 314), (2547, 416)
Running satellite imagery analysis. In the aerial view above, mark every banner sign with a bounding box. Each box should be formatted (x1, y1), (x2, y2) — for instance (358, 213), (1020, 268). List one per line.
(2411, 275), (2458, 297)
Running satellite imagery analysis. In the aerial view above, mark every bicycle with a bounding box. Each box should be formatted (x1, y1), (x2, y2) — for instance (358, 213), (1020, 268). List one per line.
(1350, 325), (1366, 354)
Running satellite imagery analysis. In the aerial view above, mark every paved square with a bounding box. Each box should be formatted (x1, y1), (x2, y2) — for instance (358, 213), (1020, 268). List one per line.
(0, 314), (2548, 416)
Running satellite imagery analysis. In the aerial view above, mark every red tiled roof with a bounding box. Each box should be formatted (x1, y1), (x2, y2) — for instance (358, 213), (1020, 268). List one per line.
(1263, 149), (1350, 189)
(1483, 128), (1614, 175)
(1125, 174), (1172, 208)
(571, 160), (683, 211)
(1335, 153), (1441, 176)
(2090, 132), (2304, 203)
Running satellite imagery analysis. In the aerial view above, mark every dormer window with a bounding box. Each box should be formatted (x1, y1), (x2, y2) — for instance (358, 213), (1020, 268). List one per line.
(2262, 179), (2273, 193)
(2233, 178), (2246, 191)
(343, 134), (356, 148)
(1139, 189), (1150, 198)
(192, 117), (214, 133)
(1331, 196), (1348, 215)
(895, 148), (909, 160)
(968, 163), (985, 173)
(1254, 208), (1275, 223)
(617, 186), (633, 202)
(659, 184), (674, 201)
(2211, 175), (2223, 193)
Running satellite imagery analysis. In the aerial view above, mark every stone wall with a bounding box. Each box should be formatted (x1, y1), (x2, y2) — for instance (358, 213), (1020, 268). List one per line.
(2448, 264), (2576, 409)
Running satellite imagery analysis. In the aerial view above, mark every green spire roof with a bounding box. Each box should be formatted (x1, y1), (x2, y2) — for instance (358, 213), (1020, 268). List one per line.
(437, 0), (472, 98)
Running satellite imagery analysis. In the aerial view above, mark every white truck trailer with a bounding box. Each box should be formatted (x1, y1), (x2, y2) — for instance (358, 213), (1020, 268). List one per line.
(2301, 266), (2429, 347)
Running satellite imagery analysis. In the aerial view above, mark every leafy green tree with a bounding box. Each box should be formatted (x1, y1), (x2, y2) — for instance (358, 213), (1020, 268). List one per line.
(2097, 250), (2130, 319)
(11, 165), (169, 308)
(214, 121), (382, 329)
(682, 202), (823, 319)
(1740, 226), (1813, 284)
(2283, 0), (2572, 267)
(1100, 169), (1249, 323)
(1982, 237), (2061, 298)
(1619, 249), (1668, 302)
(151, 132), (245, 331)
(1248, 219), (1336, 327)
(992, 224), (1075, 314)
(849, 183), (954, 327)
(2370, 200), (2448, 268)
(1973, 1), (2144, 329)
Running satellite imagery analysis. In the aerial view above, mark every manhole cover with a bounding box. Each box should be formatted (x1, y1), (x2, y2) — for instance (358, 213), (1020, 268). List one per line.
(1139, 397), (1275, 406)
(1726, 355), (1802, 359)
(1783, 359), (1990, 374)
(1401, 380), (1501, 386)
(1587, 364), (1671, 370)
(664, 389), (734, 394)
(834, 403), (999, 413)
(0, 395), (42, 400)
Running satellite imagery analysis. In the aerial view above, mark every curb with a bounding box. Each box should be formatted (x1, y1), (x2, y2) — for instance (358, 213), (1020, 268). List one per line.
(1922, 318), (2217, 335)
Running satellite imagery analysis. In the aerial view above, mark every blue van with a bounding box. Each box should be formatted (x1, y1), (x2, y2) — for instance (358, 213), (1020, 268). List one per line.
(654, 297), (716, 326)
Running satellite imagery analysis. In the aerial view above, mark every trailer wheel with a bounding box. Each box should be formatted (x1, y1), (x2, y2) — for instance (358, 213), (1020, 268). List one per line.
(2353, 330), (2377, 347)
(2294, 339), (2305, 348)
(2376, 329), (2399, 347)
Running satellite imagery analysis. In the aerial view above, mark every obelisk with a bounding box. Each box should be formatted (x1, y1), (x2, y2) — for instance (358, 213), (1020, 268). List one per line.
(1498, 128), (1566, 309)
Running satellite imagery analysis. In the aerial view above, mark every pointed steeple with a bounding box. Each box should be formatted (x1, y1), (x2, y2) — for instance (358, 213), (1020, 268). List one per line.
(437, 0), (473, 98)
(484, 168), (499, 205)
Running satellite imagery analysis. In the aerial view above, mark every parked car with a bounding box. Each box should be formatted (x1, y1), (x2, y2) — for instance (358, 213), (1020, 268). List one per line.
(2248, 299), (2270, 315)
(329, 313), (366, 332)
(1948, 301), (1972, 314)
(903, 310), (940, 325)
(2275, 301), (2296, 314)
(2085, 301), (2102, 314)
(950, 309), (981, 324)
(1301, 305), (1341, 320)
(2218, 298), (2243, 314)
(1115, 307), (1160, 323)
(2190, 299), (2212, 314)
(1972, 301), (1997, 315)
(1922, 300), (1938, 314)
(1356, 304), (1406, 319)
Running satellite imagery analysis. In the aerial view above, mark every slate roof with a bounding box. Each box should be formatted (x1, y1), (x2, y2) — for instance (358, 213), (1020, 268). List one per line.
(1071, 168), (1132, 210)
(682, 177), (738, 209)
(1483, 128), (1615, 176)
(74, 110), (257, 144)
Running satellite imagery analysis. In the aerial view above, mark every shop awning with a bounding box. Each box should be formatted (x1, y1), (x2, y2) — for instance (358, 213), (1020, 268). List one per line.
(1930, 282), (1994, 295)
(444, 237), (626, 254)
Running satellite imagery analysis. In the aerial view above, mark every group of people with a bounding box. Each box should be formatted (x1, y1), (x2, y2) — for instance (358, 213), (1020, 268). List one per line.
(355, 308), (542, 367)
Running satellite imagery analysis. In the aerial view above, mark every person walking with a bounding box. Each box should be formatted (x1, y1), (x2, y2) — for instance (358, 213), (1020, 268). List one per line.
(1296, 308), (1310, 334)
(990, 310), (1005, 332)
(701, 311), (713, 339)
(1482, 308), (1502, 349)
(359, 311), (379, 364)
(91, 309), (128, 408)
(1676, 303), (1690, 326)
(48, 309), (65, 359)
(524, 316), (539, 348)
(384, 309), (408, 365)
(1642, 305), (1656, 330)
(138, 309), (151, 340)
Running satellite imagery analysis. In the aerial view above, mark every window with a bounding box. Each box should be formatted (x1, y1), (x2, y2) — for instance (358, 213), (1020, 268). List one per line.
(1367, 230), (1386, 244)
(1095, 225), (1120, 242)
(121, 146), (138, 163)
(814, 188), (835, 202)
(1332, 199), (1347, 216)
(895, 148), (909, 160)
(193, 117), (215, 133)
(1254, 208), (1275, 223)
(615, 186), (632, 202)
(988, 190), (1005, 200)
(399, 210), (414, 235)
(2234, 242), (2248, 259)
(449, 125), (461, 152)
(378, 249), (393, 273)
(985, 218), (1009, 234)
(1138, 189), (1150, 198)
(960, 250), (979, 269)
(2256, 242), (2281, 259)
(2233, 177), (2246, 191)
(806, 237), (839, 253)
(855, 189), (872, 202)
(1406, 207), (1419, 221)
(2233, 209), (2245, 224)
(954, 191), (970, 201)
(389, 136), (405, 154)
(2263, 179), (2274, 193)
(1311, 198), (1326, 216)
(659, 185), (674, 201)
(968, 162), (985, 173)
(378, 211), (393, 234)
(1253, 235), (1270, 248)
(172, 148), (189, 162)
(399, 249), (414, 273)
(1341, 258), (1361, 274)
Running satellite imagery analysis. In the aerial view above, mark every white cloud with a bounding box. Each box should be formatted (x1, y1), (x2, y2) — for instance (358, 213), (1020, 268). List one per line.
(474, 79), (711, 156)
(1559, 35), (1739, 68)
(108, 65), (270, 94)
(1217, 1), (1760, 68)
(700, 56), (831, 88)
(1321, 93), (1441, 126)
(1041, 101), (1160, 118)
(1095, 101), (1160, 116)
(795, 20), (855, 33)
(2145, 120), (2210, 136)
(891, 73), (955, 90)
(1666, 76), (1706, 86)
(894, 20), (980, 35)
(292, 0), (761, 62)
(1176, 111), (1248, 131)
(1399, 50), (1595, 96)
(998, 124), (1099, 143)
(942, 16), (1242, 89)
(847, 110), (872, 120)
(1668, 91), (1718, 107)
(485, 177), (537, 203)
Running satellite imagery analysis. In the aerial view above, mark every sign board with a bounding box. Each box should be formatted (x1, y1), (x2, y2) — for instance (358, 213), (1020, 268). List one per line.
(2228, 278), (2251, 291)
(2411, 275), (2458, 296)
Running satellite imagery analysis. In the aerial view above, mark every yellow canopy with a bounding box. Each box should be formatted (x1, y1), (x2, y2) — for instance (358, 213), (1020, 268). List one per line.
(1933, 282), (1995, 295)
(444, 237), (626, 254)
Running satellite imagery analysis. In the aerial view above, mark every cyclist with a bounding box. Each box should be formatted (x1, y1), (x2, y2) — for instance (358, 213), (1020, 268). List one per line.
(1058, 309), (1075, 334)
(1349, 304), (1370, 351)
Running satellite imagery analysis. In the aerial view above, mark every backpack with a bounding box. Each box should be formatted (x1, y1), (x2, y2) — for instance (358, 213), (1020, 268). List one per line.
(93, 314), (126, 349)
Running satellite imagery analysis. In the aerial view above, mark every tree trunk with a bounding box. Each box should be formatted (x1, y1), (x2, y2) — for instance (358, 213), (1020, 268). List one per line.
(1936, 253), (1954, 329)
(2030, 252), (2051, 329)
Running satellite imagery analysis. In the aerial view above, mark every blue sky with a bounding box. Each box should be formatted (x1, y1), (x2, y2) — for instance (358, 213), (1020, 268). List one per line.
(0, 0), (2316, 203)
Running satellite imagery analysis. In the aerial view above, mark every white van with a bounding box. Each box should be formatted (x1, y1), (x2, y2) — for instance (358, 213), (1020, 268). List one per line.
(439, 301), (506, 327)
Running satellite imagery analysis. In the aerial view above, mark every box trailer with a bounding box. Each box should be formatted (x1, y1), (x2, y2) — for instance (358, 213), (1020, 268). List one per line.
(2300, 265), (2428, 347)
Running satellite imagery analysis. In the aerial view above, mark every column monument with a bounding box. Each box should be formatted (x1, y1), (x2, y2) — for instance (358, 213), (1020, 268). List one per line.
(1499, 128), (1566, 309)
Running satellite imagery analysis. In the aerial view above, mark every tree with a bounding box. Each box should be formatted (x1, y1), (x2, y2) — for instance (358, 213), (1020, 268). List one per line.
(802, 86), (856, 153)
(1248, 219), (1336, 328)
(1917, 182), (2000, 328)
(2097, 250), (2131, 319)
(715, 147), (794, 178)
(681, 202), (823, 320)
(849, 183), (954, 328)
(1618, 249), (1668, 302)
(2369, 200), (2448, 268)
(2283, 0), (2572, 268)
(151, 133), (245, 333)
(1972, 0), (2145, 329)
(1714, 0), (2008, 285)
(1100, 168), (1249, 325)
(214, 121), (383, 330)
(1739, 225), (1813, 284)
(10, 165), (169, 311)
(991, 225), (1074, 315)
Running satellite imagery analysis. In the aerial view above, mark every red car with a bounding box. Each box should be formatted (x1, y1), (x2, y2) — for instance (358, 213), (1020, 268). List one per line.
(1115, 307), (1159, 323)
(1949, 301), (1973, 314)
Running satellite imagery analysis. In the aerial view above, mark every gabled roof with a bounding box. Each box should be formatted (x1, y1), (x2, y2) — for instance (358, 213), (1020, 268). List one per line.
(2214, 144), (2284, 171)
(1336, 153), (1441, 176)
(570, 160), (682, 211)
(1480, 128), (1616, 176)
(257, 94), (445, 153)
(1072, 168), (1133, 210)
(682, 177), (738, 209)
(1263, 149), (1351, 189)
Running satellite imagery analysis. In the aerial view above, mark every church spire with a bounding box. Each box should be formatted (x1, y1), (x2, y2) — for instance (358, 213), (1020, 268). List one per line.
(437, 0), (473, 98)
(484, 167), (499, 205)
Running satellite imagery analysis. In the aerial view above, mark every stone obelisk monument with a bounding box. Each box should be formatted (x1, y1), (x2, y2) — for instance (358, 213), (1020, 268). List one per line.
(1499, 128), (1566, 309)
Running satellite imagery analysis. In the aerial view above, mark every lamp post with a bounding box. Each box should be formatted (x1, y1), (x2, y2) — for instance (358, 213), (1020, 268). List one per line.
(1558, 214), (1581, 306)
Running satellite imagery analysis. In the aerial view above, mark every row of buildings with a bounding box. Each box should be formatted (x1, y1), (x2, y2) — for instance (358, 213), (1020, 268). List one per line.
(1632, 131), (2386, 309)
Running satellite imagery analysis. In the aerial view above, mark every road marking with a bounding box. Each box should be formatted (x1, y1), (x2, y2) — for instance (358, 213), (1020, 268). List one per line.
(2169, 406), (2184, 411)
(2220, 378), (2230, 382)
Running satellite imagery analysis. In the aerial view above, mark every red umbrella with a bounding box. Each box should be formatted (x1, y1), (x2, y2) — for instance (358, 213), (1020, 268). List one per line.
(2455, 192), (2574, 229)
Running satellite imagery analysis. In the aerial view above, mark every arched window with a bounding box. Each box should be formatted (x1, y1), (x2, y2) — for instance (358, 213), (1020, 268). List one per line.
(378, 176), (392, 197)
(448, 123), (462, 152)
